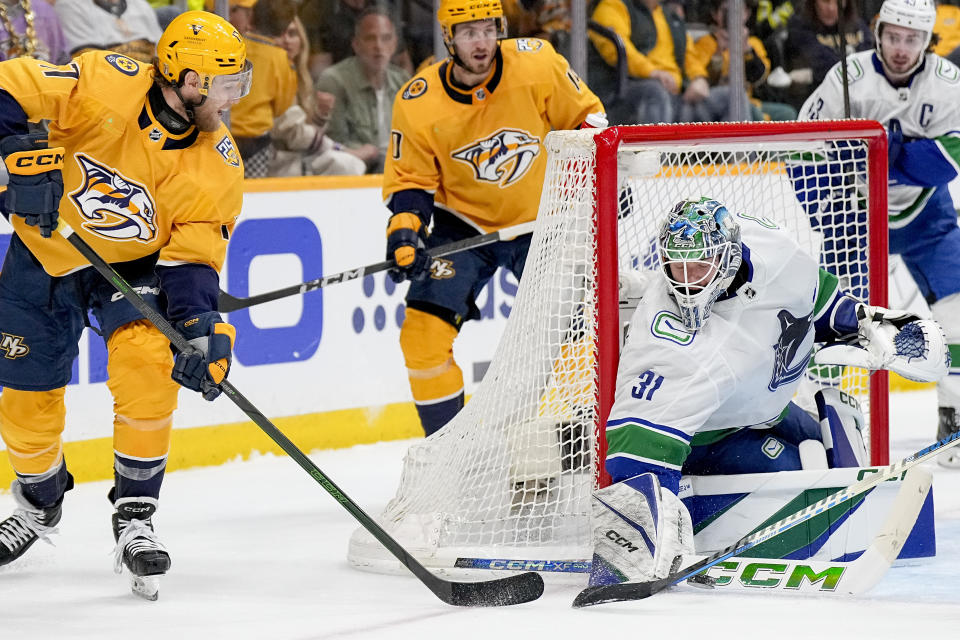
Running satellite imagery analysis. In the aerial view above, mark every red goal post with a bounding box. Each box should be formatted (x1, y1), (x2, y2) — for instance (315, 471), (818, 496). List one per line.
(592, 121), (890, 486)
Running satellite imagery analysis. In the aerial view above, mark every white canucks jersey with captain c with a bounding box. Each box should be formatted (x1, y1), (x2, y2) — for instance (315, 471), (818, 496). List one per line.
(609, 216), (819, 462)
(800, 50), (960, 223)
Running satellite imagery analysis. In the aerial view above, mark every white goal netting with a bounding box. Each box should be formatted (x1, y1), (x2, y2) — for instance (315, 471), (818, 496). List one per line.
(349, 122), (887, 574)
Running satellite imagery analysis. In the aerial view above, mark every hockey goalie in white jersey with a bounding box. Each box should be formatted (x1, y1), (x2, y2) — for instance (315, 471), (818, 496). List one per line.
(586, 196), (949, 587)
(799, 0), (960, 468)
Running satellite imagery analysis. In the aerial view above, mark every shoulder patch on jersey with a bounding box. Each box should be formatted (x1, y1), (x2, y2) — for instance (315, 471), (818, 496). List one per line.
(935, 57), (960, 84)
(514, 38), (544, 52)
(451, 128), (541, 187)
(650, 310), (696, 346)
(832, 58), (864, 84)
(736, 211), (780, 229)
(402, 77), (428, 100)
(216, 136), (241, 167)
(69, 154), (157, 243)
(105, 53), (140, 76)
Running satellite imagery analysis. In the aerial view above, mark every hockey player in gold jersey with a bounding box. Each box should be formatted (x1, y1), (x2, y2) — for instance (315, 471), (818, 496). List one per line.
(0, 10), (249, 599)
(384, 0), (605, 435)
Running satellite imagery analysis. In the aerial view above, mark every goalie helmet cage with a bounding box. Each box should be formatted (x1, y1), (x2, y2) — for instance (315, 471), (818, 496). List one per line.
(348, 120), (889, 575)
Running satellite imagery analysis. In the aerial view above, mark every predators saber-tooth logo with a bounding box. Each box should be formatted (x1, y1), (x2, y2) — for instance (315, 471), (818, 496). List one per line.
(69, 154), (158, 243)
(452, 129), (540, 187)
(0, 333), (30, 359)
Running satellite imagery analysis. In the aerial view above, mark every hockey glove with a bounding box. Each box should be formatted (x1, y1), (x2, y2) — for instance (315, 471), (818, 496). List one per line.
(171, 311), (236, 401)
(386, 212), (430, 283)
(814, 304), (950, 383)
(0, 133), (65, 238)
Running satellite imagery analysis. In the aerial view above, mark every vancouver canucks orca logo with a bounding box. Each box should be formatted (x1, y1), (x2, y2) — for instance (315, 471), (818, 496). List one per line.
(768, 309), (814, 391)
(451, 128), (540, 187)
(69, 154), (158, 243)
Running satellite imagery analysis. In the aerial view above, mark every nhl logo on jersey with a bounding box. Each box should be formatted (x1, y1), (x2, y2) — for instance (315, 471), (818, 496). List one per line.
(216, 136), (241, 167)
(452, 128), (541, 187)
(69, 154), (158, 243)
(105, 53), (140, 76)
(402, 78), (428, 100)
(149, 128), (163, 142)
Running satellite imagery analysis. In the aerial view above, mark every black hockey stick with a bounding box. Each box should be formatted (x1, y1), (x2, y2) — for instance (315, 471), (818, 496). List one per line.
(217, 220), (536, 312)
(57, 222), (544, 607)
(572, 429), (960, 607)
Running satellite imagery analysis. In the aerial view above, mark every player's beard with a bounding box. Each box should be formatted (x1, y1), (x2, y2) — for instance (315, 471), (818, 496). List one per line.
(191, 99), (226, 132)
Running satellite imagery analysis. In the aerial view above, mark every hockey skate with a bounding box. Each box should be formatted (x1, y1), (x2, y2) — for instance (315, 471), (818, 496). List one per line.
(0, 482), (62, 567)
(937, 408), (960, 468)
(112, 498), (171, 601)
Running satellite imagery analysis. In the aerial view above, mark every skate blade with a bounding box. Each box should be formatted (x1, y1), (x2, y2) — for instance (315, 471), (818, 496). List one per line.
(130, 575), (160, 601)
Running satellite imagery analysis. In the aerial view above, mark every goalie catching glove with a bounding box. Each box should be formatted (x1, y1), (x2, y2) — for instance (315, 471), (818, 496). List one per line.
(386, 212), (430, 283)
(1, 133), (65, 238)
(814, 304), (950, 383)
(171, 311), (236, 401)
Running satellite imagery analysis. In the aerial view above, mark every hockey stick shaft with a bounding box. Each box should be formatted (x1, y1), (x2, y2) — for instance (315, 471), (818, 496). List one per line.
(573, 430), (960, 607)
(57, 223), (543, 607)
(217, 220), (537, 312)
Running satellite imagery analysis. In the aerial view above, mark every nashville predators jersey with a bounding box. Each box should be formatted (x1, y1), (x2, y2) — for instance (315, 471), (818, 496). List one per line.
(0, 51), (243, 277)
(383, 38), (604, 232)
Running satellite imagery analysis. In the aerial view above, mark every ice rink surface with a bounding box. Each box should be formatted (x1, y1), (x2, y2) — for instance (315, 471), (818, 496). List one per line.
(1, 388), (958, 639)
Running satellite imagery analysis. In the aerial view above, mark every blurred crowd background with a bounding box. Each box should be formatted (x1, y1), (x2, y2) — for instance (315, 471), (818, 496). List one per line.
(4, 0), (959, 177)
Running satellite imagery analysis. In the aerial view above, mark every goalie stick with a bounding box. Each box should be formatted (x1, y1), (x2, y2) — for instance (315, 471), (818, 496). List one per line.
(217, 221), (536, 312)
(57, 223), (544, 608)
(573, 431), (959, 607)
(456, 464), (930, 596)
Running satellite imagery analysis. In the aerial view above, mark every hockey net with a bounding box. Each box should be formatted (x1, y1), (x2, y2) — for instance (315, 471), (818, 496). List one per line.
(349, 121), (889, 574)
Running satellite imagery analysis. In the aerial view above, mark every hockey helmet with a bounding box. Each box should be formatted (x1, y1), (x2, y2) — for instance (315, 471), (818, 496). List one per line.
(874, 0), (936, 76)
(658, 197), (742, 331)
(156, 11), (252, 101)
(437, 0), (507, 53)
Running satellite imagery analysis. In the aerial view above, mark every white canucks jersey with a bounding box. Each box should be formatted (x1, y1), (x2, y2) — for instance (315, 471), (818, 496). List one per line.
(799, 50), (960, 225)
(606, 216), (819, 474)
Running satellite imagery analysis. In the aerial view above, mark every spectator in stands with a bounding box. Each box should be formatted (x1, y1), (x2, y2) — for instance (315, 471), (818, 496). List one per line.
(588, 0), (711, 124)
(230, 0), (298, 178)
(315, 6), (409, 174)
(299, 0), (412, 78)
(933, 0), (960, 67)
(150, 0), (204, 30)
(203, 0), (255, 35)
(53, 0), (163, 63)
(690, 0), (797, 120)
(269, 15), (365, 176)
(783, 0), (872, 110)
(0, 0), (67, 63)
(503, 0), (571, 56)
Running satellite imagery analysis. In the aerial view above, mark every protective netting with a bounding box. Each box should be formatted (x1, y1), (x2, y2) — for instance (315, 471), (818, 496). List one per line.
(348, 124), (884, 573)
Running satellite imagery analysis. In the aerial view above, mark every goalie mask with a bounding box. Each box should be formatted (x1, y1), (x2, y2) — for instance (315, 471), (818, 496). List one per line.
(874, 0), (936, 79)
(658, 197), (742, 331)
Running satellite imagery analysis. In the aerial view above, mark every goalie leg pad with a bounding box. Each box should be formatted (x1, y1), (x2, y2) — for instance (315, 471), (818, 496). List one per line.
(815, 388), (868, 468)
(588, 473), (694, 587)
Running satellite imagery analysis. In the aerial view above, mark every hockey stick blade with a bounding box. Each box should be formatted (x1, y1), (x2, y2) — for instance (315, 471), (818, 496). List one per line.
(58, 223), (544, 607)
(217, 221), (536, 312)
(573, 433), (958, 608)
